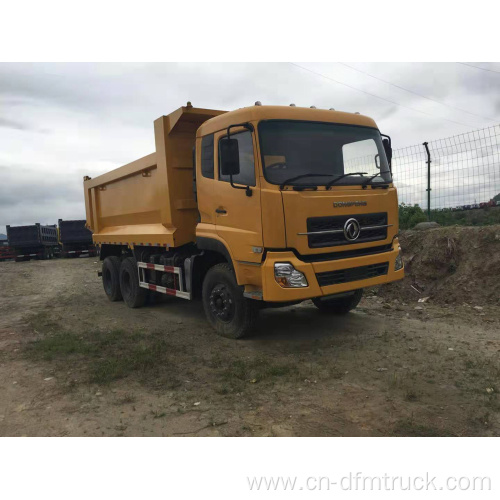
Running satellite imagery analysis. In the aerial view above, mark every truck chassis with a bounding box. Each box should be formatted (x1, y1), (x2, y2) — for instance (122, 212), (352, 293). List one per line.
(61, 245), (97, 258)
(14, 247), (57, 261)
(137, 261), (191, 300)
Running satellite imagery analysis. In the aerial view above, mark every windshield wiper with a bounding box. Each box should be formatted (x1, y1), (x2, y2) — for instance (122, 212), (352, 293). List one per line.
(279, 173), (334, 190)
(361, 172), (391, 187)
(361, 173), (381, 186)
(325, 172), (367, 190)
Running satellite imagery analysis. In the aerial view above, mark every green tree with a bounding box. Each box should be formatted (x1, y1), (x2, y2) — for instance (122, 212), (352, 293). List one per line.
(398, 203), (427, 229)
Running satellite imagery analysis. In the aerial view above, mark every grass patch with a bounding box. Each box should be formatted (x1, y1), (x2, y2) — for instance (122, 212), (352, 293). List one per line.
(329, 367), (346, 380)
(218, 357), (297, 383)
(151, 410), (167, 419)
(211, 354), (300, 393)
(25, 327), (184, 388)
(28, 310), (62, 334)
(114, 393), (136, 405)
(27, 332), (99, 361)
(404, 387), (420, 402)
(467, 410), (493, 430)
(460, 356), (500, 409)
(393, 418), (456, 437)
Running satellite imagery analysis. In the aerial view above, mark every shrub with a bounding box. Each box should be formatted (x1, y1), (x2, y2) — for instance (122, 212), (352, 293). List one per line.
(399, 203), (427, 229)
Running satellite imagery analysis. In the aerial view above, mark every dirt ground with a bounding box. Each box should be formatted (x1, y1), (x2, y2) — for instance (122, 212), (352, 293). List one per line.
(1, 230), (499, 436)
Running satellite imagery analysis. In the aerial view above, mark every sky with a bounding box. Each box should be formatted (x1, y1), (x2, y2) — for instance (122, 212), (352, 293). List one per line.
(1, 62), (499, 234)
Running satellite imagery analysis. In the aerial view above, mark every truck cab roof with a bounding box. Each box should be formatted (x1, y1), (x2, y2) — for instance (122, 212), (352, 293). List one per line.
(197, 105), (378, 137)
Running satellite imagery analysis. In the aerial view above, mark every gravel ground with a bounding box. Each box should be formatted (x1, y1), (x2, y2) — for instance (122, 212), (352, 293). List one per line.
(0, 257), (499, 436)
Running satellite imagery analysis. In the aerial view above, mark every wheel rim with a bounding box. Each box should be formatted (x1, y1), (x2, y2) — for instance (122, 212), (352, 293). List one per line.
(209, 283), (235, 323)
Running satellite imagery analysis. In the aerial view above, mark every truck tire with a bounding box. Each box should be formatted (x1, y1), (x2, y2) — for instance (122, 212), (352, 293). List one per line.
(102, 256), (123, 302)
(119, 257), (147, 308)
(312, 289), (363, 314)
(202, 263), (258, 339)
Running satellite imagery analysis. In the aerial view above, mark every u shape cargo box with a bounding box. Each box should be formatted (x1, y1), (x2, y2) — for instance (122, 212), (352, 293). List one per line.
(83, 106), (225, 248)
(7, 223), (58, 247)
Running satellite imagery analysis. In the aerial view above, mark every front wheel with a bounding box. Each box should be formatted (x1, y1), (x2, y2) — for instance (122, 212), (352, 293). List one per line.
(202, 263), (258, 339)
(312, 289), (363, 314)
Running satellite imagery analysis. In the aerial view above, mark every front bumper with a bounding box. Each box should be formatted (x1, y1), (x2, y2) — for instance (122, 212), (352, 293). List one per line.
(261, 239), (404, 302)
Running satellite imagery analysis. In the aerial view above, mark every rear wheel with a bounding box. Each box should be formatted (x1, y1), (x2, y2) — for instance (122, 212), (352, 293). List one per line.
(102, 256), (123, 302)
(312, 289), (363, 314)
(119, 257), (147, 308)
(202, 263), (258, 339)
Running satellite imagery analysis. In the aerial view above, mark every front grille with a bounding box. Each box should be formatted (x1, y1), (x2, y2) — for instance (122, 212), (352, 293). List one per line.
(316, 262), (389, 287)
(297, 244), (393, 263)
(306, 212), (388, 248)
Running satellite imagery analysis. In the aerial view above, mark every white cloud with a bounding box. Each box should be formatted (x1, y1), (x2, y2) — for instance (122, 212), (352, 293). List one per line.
(1, 62), (499, 232)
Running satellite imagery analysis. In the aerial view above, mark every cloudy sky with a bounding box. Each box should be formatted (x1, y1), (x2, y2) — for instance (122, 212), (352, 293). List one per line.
(1, 62), (499, 234)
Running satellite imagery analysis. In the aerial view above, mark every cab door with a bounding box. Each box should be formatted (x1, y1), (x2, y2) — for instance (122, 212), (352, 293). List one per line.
(213, 127), (263, 264)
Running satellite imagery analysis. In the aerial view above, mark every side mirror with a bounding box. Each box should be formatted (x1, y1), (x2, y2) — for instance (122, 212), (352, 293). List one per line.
(220, 138), (240, 176)
(382, 138), (392, 168)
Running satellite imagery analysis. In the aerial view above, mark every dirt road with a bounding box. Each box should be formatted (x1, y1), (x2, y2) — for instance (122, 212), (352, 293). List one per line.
(1, 256), (499, 436)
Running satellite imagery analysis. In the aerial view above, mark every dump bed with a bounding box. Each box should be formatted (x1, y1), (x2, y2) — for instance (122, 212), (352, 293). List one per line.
(84, 105), (225, 248)
(7, 224), (58, 248)
(58, 219), (92, 244)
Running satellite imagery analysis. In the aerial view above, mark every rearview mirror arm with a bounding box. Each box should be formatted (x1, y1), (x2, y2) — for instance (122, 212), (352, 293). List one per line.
(229, 174), (252, 197)
(381, 133), (393, 173)
(226, 122), (254, 197)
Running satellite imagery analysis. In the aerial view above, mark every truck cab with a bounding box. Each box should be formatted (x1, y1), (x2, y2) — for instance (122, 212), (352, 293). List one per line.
(195, 105), (403, 302)
(84, 103), (404, 338)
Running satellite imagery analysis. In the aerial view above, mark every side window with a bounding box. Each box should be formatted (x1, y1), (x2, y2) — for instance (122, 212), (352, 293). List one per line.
(201, 134), (214, 179)
(218, 131), (256, 186)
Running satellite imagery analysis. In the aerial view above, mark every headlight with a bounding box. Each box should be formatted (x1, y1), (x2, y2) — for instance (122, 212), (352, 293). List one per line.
(274, 262), (308, 288)
(394, 250), (403, 271)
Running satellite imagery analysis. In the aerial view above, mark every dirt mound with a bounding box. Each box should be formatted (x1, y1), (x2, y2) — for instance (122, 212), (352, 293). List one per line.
(379, 225), (500, 305)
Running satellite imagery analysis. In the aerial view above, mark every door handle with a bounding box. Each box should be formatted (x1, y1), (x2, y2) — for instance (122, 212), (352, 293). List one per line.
(215, 208), (227, 214)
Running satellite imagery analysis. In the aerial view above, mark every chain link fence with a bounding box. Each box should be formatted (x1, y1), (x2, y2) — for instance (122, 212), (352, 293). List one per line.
(392, 124), (500, 213)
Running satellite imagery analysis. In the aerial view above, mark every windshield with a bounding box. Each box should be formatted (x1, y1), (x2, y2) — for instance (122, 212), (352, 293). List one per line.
(258, 120), (392, 186)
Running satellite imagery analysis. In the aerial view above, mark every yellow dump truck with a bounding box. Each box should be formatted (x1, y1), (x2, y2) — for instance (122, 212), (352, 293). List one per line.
(84, 102), (404, 338)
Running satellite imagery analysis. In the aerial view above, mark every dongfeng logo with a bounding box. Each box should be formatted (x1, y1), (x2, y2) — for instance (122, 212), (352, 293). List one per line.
(333, 201), (367, 207)
(344, 218), (361, 241)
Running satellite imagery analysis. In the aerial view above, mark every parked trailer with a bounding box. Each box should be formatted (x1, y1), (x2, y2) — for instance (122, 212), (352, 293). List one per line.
(58, 219), (96, 258)
(7, 223), (59, 262)
(84, 103), (404, 338)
